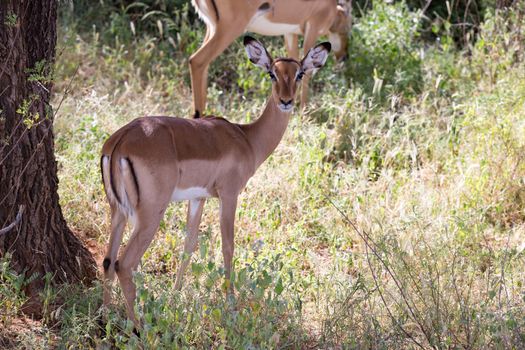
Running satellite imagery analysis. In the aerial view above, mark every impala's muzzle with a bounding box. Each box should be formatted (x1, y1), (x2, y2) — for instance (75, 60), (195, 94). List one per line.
(279, 98), (294, 112)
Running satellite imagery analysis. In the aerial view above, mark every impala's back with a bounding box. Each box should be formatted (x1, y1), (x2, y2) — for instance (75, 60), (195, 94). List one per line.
(101, 116), (255, 217)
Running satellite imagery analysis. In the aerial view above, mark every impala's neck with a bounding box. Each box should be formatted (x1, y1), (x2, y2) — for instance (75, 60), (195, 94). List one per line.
(242, 97), (292, 169)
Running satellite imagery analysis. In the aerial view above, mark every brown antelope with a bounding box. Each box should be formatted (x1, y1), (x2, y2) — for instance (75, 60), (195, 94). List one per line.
(189, 0), (350, 117)
(101, 36), (331, 327)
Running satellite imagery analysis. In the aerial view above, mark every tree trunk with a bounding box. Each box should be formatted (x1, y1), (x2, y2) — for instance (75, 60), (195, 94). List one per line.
(0, 0), (96, 297)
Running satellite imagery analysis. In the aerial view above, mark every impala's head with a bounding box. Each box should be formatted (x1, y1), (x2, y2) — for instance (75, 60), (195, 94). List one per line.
(328, 4), (351, 61)
(244, 36), (331, 113)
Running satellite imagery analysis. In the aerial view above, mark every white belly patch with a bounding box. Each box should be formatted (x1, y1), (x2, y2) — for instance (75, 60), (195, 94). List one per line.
(247, 15), (302, 36)
(171, 187), (211, 202)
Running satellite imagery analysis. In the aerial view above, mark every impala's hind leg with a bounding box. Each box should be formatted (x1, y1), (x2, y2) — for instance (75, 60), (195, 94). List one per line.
(103, 206), (126, 306)
(115, 207), (166, 328)
(175, 199), (205, 290)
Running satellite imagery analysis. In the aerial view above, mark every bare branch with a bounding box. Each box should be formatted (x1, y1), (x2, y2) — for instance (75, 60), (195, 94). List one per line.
(0, 204), (25, 236)
(325, 194), (429, 349)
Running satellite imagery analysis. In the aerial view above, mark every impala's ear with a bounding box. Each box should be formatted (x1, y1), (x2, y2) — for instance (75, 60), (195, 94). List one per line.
(244, 36), (272, 71)
(301, 42), (331, 74)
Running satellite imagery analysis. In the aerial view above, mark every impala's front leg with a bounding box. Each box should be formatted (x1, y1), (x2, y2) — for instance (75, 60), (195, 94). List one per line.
(190, 22), (249, 117)
(284, 33), (299, 60)
(175, 199), (205, 290)
(219, 193), (238, 288)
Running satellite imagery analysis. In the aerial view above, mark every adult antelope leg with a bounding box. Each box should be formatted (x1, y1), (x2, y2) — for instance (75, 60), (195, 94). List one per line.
(284, 34), (300, 60)
(174, 199), (205, 290)
(190, 22), (251, 117)
(300, 23), (324, 109)
(218, 193), (238, 286)
(103, 208), (126, 306)
(116, 207), (166, 327)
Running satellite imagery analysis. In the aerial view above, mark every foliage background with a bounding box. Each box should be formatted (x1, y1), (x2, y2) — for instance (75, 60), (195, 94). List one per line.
(1, 0), (524, 348)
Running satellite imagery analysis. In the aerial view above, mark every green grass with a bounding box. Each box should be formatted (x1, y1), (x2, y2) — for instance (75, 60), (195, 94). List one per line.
(2, 2), (525, 349)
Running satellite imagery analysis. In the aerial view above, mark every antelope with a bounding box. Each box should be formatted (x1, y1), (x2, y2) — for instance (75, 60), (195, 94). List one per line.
(100, 36), (331, 327)
(189, 0), (350, 118)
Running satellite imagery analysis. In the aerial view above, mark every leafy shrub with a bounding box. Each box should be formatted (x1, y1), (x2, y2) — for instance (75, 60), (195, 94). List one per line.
(0, 254), (29, 327)
(346, 1), (423, 99)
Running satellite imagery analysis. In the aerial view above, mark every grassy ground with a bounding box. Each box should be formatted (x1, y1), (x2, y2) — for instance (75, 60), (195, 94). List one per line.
(1, 2), (525, 349)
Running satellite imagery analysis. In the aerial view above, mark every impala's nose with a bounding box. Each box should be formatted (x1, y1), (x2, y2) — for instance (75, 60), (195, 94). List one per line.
(278, 98), (294, 112)
(280, 98), (293, 106)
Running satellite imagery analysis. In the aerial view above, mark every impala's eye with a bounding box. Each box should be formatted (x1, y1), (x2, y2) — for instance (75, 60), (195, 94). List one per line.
(268, 71), (277, 81)
(296, 71), (305, 81)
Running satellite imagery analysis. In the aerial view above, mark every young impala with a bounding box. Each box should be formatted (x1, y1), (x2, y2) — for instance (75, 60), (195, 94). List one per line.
(189, 0), (350, 117)
(100, 36), (330, 327)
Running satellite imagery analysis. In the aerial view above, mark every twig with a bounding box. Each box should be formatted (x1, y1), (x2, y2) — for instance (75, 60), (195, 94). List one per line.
(324, 194), (429, 349)
(421, 0), (433, 16)
(0, 204), (25, 236)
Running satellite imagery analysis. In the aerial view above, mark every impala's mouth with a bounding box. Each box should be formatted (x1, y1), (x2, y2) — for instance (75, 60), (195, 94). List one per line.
(278, 103), (294, 112)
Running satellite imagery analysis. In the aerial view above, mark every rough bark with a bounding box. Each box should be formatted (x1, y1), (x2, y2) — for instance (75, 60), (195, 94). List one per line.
(0, 0), (96, 295)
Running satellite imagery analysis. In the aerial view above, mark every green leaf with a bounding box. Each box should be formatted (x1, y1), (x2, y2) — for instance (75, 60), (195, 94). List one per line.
(274, 277), (284, 296)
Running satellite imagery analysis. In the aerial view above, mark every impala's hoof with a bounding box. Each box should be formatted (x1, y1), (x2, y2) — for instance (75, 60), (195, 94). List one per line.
(132, 327), (141, 337)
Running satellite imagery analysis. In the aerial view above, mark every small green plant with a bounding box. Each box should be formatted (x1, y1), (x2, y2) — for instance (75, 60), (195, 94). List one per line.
(0, 254), (34, 327)
(26, 59), (54, 85)
(16, 95), (42, 129)
(4, 12), (17, 27)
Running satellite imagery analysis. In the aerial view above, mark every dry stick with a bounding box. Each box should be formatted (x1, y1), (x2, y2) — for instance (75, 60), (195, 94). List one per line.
(421, 238), (445, 346)
(0, 205), (25, 236)
(450, 253), (470, 349)
(421, 0), (433, 16)
(0, 85), (8, 98)
(325, 195), (432, 349)
(363, 243), (418, 345)
(0, 117), (47, 166)
(335, 201), (430, 339)
(463, 0), (473, 44)
(52, 64), (80, 119)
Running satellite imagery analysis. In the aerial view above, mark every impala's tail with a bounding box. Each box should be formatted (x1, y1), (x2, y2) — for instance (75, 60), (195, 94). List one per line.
(101, 154), (139, 212)
(100, 152), (139, 284)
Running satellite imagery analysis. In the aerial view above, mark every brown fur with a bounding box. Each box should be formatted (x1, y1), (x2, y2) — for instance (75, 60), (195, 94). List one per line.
(101, 38), (331, 328)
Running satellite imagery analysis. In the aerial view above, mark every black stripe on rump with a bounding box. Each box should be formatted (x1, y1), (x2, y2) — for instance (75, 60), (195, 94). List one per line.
(211, 0), (219, 20)
(126, 157), (140, 204)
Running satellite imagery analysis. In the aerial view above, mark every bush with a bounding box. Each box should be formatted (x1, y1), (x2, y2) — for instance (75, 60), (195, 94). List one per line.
(346, 1), (423, 99)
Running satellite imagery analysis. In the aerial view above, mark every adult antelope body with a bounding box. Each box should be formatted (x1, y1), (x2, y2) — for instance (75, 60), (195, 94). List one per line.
(100, 36), (331, 327)
(190, 0), (349, 117)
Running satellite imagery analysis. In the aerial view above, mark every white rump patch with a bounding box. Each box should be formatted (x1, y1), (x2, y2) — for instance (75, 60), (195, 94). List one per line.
(171, 187), (211, 202)
(102, 156), (136, 229)
(102, 156), (113, 201)
(247, 15), (301, 36)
